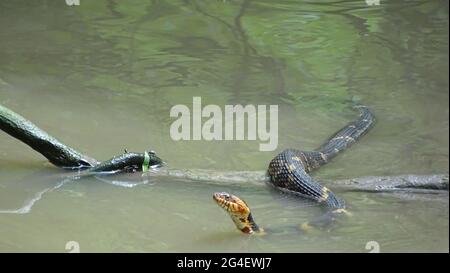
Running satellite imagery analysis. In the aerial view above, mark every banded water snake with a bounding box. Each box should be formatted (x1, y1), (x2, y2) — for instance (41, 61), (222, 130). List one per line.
(214, 105), (375, 234)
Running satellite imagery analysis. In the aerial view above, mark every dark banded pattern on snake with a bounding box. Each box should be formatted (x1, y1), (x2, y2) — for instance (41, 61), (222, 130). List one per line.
(268, 106), (375, 210)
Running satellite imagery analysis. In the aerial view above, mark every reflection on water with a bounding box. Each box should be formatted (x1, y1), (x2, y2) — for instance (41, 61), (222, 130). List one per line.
(0, 0), (448, 252)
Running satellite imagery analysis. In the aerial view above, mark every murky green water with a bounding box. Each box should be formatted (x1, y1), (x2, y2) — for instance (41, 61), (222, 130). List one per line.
(0, 0), (448, 252)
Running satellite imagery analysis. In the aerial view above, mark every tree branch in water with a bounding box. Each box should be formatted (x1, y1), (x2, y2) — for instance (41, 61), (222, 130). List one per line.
(0, 104), (162, 172)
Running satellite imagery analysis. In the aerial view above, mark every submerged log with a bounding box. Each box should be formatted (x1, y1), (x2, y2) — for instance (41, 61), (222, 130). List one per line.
(1, 103), (448, 194)
(156, 168), (449, 193)
(0, 104), (162, 172)
(0, 104), (97, 169)
(332, 174), (449, 192)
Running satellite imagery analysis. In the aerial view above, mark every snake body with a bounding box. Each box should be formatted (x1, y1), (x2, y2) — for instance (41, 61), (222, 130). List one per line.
(214, 105), (375, 234)
(268, 105), (375, 209)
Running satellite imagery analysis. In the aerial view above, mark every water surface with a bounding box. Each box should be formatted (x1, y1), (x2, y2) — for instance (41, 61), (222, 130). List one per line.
(0, 0), (448, 252)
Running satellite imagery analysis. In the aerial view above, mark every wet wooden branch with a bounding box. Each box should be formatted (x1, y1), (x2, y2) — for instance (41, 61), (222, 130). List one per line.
(1, 104), (447, 194)
(0, 104), (162, 172)
(0, 104), (97, 169)
(156, 168), (449, 193)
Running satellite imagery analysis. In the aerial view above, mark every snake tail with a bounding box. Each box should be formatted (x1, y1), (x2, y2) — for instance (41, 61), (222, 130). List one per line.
(317, 105), (375, 162)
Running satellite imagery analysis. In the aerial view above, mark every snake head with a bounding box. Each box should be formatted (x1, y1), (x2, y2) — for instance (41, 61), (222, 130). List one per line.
(213, 192), (263, 234)
(213, 192), (250, 216)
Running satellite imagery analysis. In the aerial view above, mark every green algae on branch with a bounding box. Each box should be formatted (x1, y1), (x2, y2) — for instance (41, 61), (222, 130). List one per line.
(88, 151), (163, 173)
(0, 104), (98, 169)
